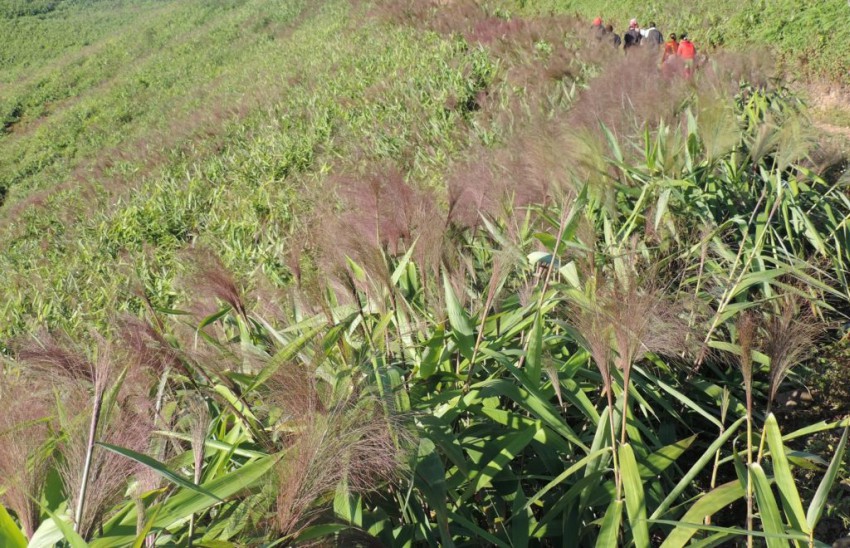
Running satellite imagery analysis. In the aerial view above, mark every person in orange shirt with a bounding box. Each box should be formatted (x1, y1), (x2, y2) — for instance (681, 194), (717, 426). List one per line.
(677, 33), (696, 77)
(660, 33), (680, 78)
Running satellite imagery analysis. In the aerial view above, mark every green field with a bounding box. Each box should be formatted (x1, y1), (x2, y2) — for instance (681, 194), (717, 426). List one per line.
(2, 0), (850, 546)
(525, 0), (850, 83)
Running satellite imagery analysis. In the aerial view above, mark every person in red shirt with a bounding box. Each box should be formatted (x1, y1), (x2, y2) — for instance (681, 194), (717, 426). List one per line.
(677, 33), (696, 77)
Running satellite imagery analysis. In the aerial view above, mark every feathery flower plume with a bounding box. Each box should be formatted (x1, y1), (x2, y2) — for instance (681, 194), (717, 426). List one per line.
(736, 311), (756, 546)
(190, 253), (248, 320)
(0, 376), (53, 538)
(763, 297), (821, 412)
(274, 404), (403, 538)
(18, 335), (156, 537)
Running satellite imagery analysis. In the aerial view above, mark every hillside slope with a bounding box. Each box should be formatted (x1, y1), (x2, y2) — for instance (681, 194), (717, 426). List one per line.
(526, 0), (850, 84)
(2, 0), (848, 344)
(2, 1), (850, 546)
(0, 0), (506, 343)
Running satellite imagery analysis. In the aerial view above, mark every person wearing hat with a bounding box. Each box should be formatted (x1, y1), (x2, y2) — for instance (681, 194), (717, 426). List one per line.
(623, 19), (641, 49)
(591, 16), (606, 40)
(677, 33), (696, 77)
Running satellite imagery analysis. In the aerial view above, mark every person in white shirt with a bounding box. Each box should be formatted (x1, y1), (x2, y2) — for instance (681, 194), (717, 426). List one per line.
(642, 22), (663, 46)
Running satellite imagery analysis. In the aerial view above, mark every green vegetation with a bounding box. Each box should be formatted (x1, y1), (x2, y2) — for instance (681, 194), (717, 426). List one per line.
(2, 0), (850, 546)
(525, 0), (850, 83)
(0, 0), (499, 342)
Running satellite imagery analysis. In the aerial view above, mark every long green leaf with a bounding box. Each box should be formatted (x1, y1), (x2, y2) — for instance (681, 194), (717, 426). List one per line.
(649, 374), (722, 429)
(30, 514), (71, 548)
(0, 504), (26, 548)
(763, 414), (808, 533)
(620, 444), (650, 548)
(413, 439), (453, 547)
(807, 426), (850, 529)
(784, 417), (850, 442)
(43, 508), (88, 548)
(534, 472), (609, 537)
(248, 323), (325, 390)
(468, 379), (588, 451)
(639, 435), (696, 480)
(659, 481), (745, 548)
(98, 442), (223, 501)
(443, 271), (474, 360)
(520, 449), (611, 513)
(750, 463), (788, 548)
(595, 499), (623, 548)
(651, 519), (812, 542)
(159, 456), (275, 520)
(652, 416), (746, 520)
(526, 311), (543, 386)
(466, 428), (535, 497)
(448, 511), (509, 548)
(152, 431), (266, 459)
(91, 455), (278, 547)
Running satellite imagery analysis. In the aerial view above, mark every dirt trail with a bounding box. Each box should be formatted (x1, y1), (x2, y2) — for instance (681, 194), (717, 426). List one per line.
(805, 83), (850, 142)
(815, 121), (850, 140)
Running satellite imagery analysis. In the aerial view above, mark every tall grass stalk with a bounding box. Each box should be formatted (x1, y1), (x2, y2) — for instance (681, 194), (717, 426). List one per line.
(187, 400), (209, 547)
(737, 313), (756, 547)
(74, 385), (104, 534)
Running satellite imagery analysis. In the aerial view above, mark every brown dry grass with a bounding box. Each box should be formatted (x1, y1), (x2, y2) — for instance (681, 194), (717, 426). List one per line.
(14, 333), (161, 537)
(0, 376), (53, 538)
(273, 409), (401, 537)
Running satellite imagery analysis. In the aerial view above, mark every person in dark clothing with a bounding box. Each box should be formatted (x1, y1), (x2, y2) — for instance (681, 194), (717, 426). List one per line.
(591, 17), (606, 40)
(623, 20), (641, 50)
(605, 24), (621, 48)
(643, 22), (663, 46)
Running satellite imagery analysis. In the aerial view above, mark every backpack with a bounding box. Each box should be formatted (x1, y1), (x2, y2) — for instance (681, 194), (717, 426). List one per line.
(624, 28), (641, 48)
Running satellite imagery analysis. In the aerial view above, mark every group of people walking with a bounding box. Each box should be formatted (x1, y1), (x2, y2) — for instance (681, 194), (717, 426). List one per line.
(591, 17), (697, 77)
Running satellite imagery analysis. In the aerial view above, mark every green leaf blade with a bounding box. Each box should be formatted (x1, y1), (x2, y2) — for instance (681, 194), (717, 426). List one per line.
(619, 443), (650, 548)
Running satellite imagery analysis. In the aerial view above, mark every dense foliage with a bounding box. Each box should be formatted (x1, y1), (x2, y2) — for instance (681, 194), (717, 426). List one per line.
(1, 0), (850, 547)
